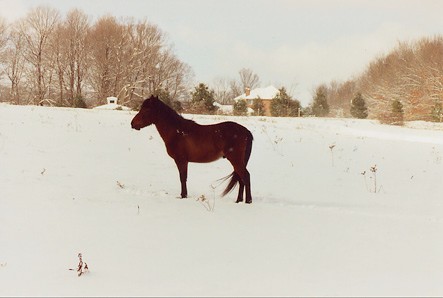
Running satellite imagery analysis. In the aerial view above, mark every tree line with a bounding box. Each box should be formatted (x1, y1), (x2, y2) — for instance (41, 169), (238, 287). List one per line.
(317, 36), (443, 123)
(3, 5), (441, 123)
(0, 6), (192, 109)
(207, 37), (443, 122)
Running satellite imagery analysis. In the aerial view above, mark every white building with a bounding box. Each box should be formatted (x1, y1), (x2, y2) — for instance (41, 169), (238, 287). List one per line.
(94, 97), (131, 111)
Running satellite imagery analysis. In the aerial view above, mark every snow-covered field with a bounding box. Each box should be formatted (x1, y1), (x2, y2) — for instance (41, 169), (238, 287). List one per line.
(1, 103), (443, 296)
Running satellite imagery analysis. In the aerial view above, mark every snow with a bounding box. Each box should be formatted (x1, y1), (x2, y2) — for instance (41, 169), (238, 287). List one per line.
(94, 103), (131, 111)
(1, 103), (443, 296)
(213, 102), (233, 114)
(214, 102), (254, 115)
(234, 85), (279, 101)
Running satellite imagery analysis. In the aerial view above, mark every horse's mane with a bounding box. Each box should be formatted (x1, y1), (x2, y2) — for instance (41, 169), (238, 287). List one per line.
(152, 97), (195, 128)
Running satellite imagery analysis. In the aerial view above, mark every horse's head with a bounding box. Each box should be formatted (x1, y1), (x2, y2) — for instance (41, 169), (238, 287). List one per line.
(131, 95), (159, 130)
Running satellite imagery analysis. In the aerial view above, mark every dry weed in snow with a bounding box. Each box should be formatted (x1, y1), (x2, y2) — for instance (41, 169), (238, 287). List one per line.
(69, 253), (89, 277)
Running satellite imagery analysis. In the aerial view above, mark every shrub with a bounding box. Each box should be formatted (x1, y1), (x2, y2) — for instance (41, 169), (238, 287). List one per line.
(251, 98), (265, 116)
(190, 83), (218, 114)
(391, 99), (404, 125)
(311, 86), (329, 117)
(271, 87), (301, 117)
(73, 96), (87, 108)
(350, 93), (368, 119)
(233, 99), (248, 116)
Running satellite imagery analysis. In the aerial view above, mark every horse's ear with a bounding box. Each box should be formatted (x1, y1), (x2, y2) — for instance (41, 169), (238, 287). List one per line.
(146, 95), (159, 101)
(141, 97), (152, 108)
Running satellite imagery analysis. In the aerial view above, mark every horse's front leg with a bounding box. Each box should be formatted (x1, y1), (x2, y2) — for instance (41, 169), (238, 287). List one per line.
(175, 160), (188, 198)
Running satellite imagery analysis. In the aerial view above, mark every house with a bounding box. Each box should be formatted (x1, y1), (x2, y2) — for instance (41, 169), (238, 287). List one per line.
(94, 96), (131, 111)
(234, 85), (279, 116)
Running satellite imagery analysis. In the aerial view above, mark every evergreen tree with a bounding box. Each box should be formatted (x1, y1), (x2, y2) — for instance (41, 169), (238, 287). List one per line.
(431, 101), (443, 122)
(155, 88), (182, 112)
(311, 86), (329, 117)
(350, 92), (368, 119)
(190, 83), (217, 114)
(270, 87), (301, 117)
(251, 98), (265, 116)
(233, 99), (248, 116)
(391, 99), (404, 125)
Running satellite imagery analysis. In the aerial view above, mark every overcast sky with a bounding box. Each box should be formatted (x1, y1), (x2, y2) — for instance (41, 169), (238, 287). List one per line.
(1, 0), (443, 105)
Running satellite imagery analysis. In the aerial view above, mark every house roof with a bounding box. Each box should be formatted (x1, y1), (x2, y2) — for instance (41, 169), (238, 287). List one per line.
(234, 85), (279, 101)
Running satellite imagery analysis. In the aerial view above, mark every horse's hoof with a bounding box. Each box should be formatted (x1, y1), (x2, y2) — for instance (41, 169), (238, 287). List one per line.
(235, 200), (243, 203)
(245, 200), (252, 204)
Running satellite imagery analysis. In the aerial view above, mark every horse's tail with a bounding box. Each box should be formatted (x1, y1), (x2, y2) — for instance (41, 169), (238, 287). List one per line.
(221, 172), (239, 197)
(221, 130), (253, 197)
(245, 130), (253, 165)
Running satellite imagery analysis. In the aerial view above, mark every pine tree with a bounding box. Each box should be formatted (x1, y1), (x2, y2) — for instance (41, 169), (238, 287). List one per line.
(155, 88), (182, 112)
(233, 99), (248, 116)
(311, 86), (329, 117)
(350, 93), (368, 119)
(270, 87), (301, 117)
(251, 98), (265, 116)
(431, 101), (443, 122)
(190, 83), (217, 114)
(391, 99), (404, 125)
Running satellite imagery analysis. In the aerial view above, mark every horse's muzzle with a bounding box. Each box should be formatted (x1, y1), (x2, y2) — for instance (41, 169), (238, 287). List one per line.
(131, 121), (141, 130)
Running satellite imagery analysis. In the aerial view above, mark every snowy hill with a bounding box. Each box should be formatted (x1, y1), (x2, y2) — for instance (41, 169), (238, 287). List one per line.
(0, 104), (442, 296)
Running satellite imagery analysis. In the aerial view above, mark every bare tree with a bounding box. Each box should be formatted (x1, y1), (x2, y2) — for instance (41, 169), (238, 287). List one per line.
(361, 39), (443, 121)
(0, 17), (8, 59)
(321, 36), (443, 122)
(154, 49), (192, 101)
(224, 68), (261, 101)
(110, 18), (192, 108)
(48, 22), (68, 106)
(238, 68), (260, 91)
(63, 9), (90, 106)
(19, 6), (60, 104)
(213, 77), (235, 104)
(0, 18), (23, 104)
(322, 80), (357, 117)
(3, 24), (26, 104)
(87, 15), (123, 104)
(0, 6), (194, 107)
(118, 19), (164, 104)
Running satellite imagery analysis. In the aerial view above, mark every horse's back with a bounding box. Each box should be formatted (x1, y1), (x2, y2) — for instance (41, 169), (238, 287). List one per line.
(214, 121), (253, 138)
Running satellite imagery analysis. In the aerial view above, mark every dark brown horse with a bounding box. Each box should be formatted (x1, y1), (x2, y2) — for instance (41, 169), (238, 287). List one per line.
(131, 95), (253, 203)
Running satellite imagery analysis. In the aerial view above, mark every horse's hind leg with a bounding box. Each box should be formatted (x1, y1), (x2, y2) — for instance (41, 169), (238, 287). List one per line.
(231, 166), (251, 204)
(226, 155), (252, 203)
(241, 169), (252, 204)
(236, 181), (245, 203)
(225, 133), (252, 203)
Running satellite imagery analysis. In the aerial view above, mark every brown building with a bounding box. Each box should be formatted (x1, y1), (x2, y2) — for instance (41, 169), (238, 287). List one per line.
(233, 85), (279, 116)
